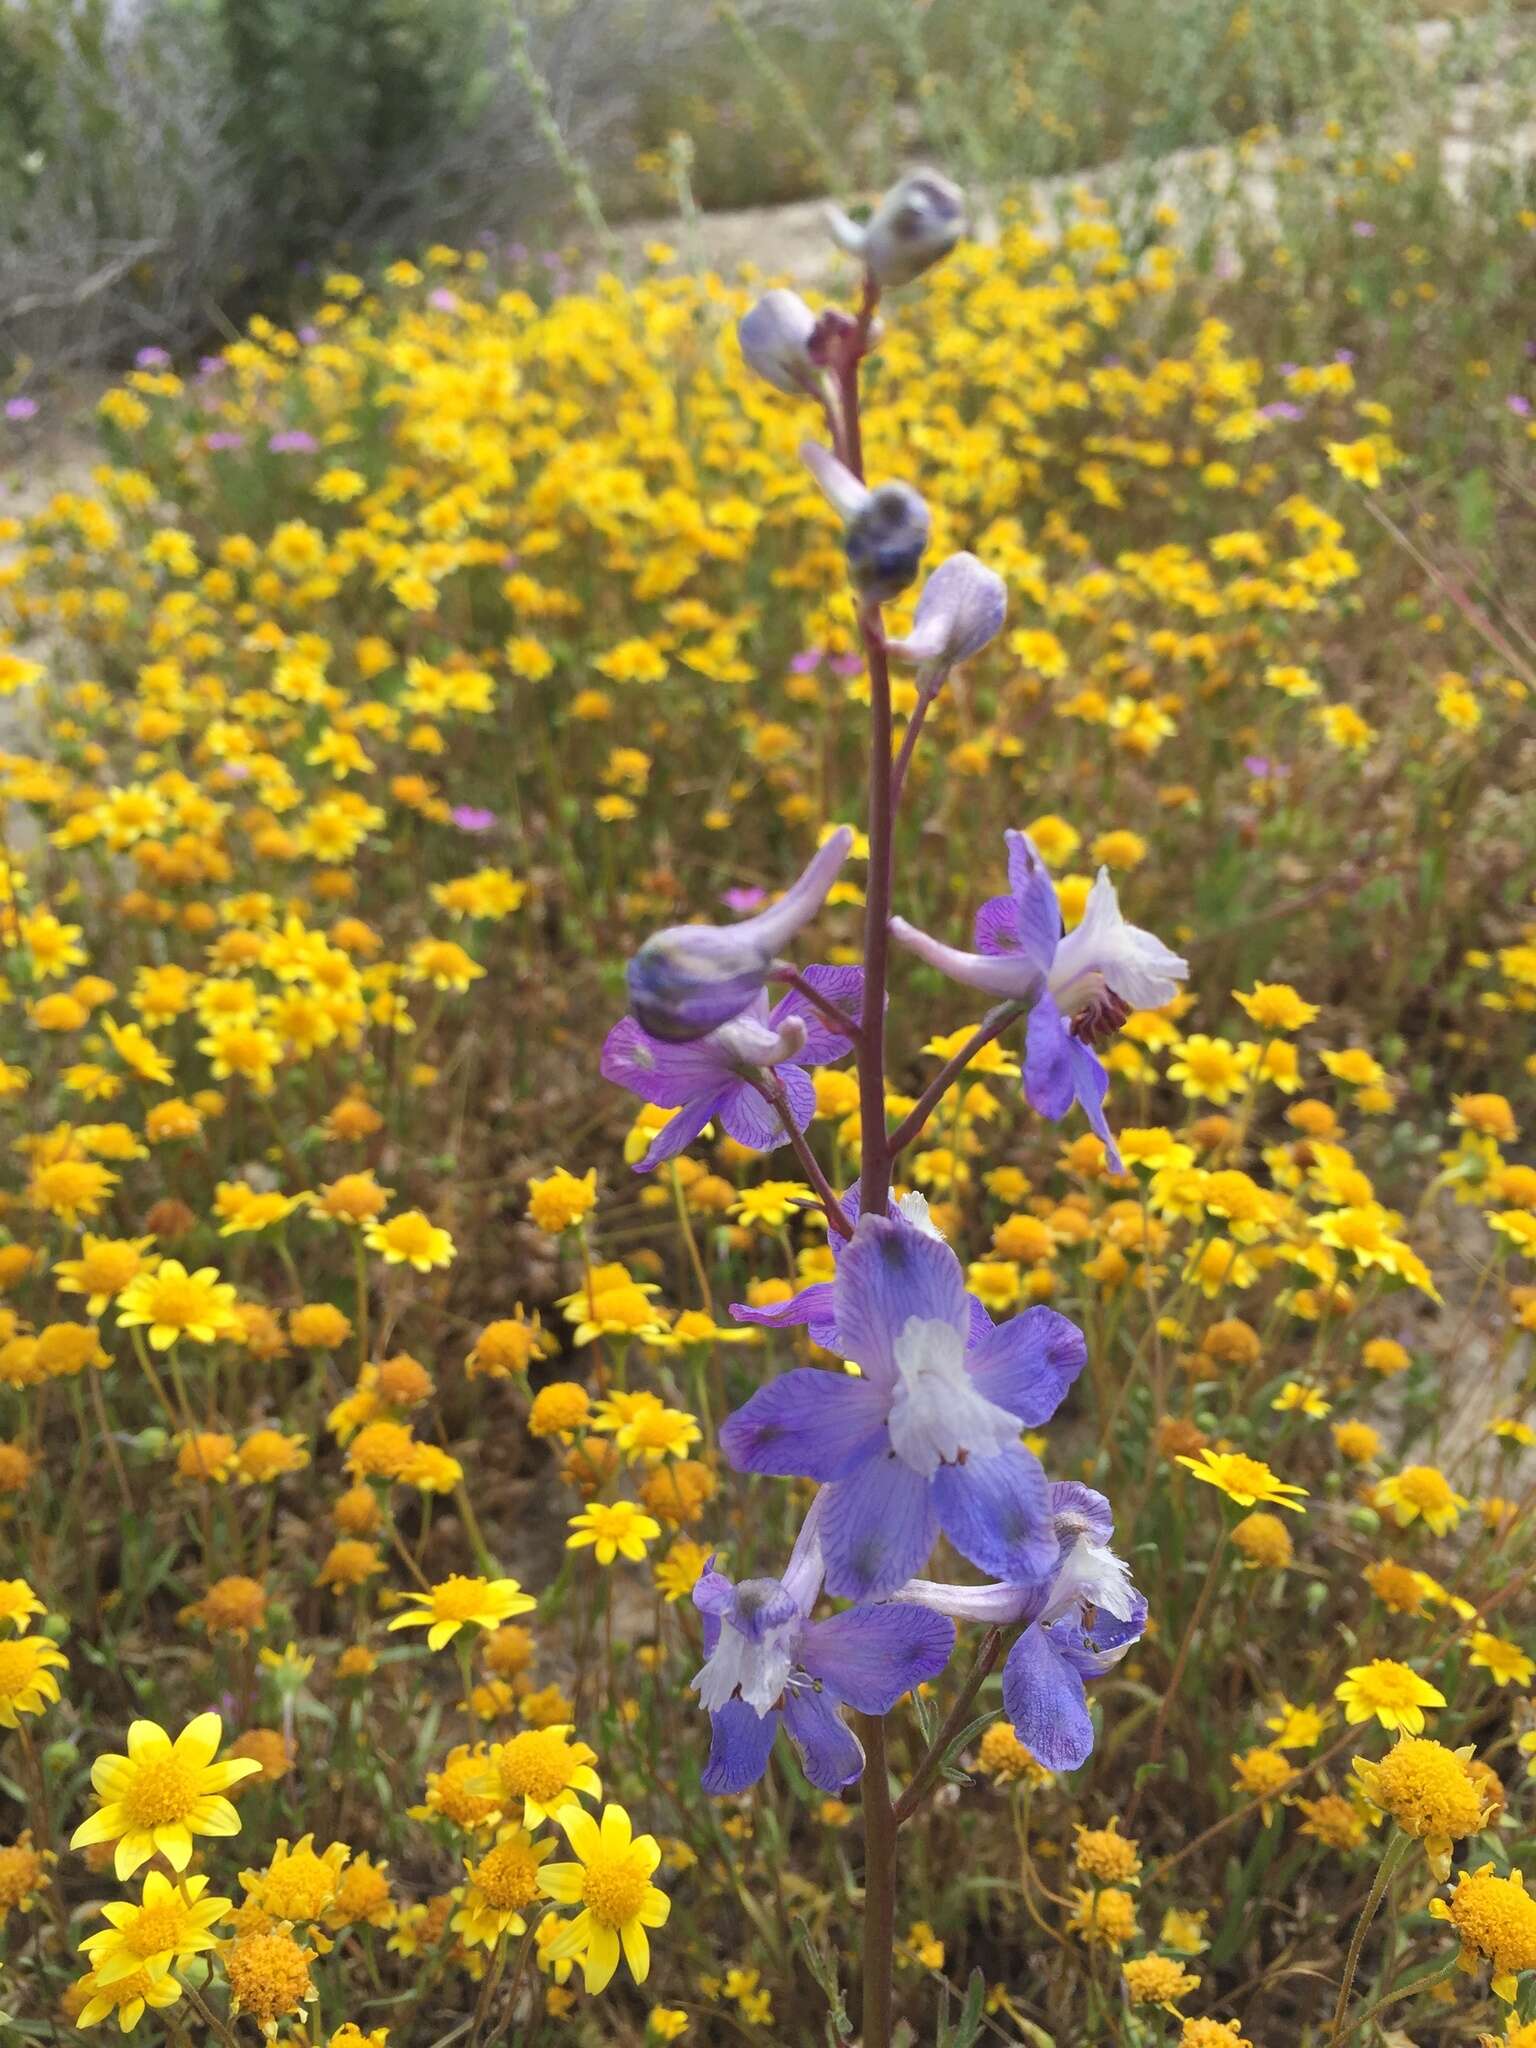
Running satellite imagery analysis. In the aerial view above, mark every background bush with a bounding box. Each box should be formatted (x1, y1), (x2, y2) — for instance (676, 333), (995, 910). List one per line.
(2, 0), (1531, 377)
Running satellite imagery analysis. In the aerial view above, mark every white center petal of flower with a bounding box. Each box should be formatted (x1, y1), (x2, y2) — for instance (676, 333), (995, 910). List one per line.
(693, 1616), (797, 1716)
(1040, 1536), (1138, 1628)
(895, 1190), (945, 1240)
(1050, 868), (1186, 1016)
(887, 1316), (1021, 1476)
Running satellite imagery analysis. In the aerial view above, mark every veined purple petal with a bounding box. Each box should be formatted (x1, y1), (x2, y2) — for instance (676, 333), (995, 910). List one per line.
(965, 1307), (1086, 1426)
(703, 1700), (781, 1794)
(1023, 997), (1076, 1119)
(717, 1065), (814, 1151)
(799, 1602), (955, 1715)
(1048, 1481), (1115, 1549)
(783, 1686), (865, 1790)
(1067, 1037), (1121, 1173)
(931, 1442), (1055, 1583)
(834, 1215), (969, 1392)
(771, 963), (863, 1066)
(730, 1278), (835, 1336)
(601, 1016), (731, 1109)
(1004, 831), (1065, 974)
(973, 894), (1023, 957)
(1002, 1623), (1095, 1772)
(637, 1091), (731, 1172)
(720, 1370), (891, 1483)
(821, 1453), (937, 1600)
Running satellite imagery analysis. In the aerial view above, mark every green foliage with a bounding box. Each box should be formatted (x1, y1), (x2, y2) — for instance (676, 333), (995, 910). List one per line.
(214, 0), (498, 274)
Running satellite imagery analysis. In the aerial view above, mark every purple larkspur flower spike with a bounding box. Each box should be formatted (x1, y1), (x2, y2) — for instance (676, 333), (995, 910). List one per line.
(889, 829), (1187, 1170)
(692, 1500), (955, 1795)
(626, 827), (854, 1042)
(721, 1215), (1083, 1599)
(602, 964), (863, 1171)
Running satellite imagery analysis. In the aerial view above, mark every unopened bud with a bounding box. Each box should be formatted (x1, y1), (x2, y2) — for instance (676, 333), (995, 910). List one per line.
(885, 552), (1007, 679)
(825, 169), (965, 288)
(846, 483), (931, 602)
(800, 441), (930, 603)
(626, 828), (854, 1042)
(738, 289), (825, 398)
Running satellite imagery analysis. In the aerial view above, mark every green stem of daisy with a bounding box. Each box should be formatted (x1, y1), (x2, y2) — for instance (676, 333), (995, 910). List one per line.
(668, 1161), (714, 1315)
(454, 1480), (497, 1577)
(1131, 1526), (1229, 1825)
(1329, 1830), (1409, 2043)
(88, 1364), (133, 1510)
(1333, 1953), (1458, 2043)
(127, 1324), (182, 1434)
(184, 1981), (244, 2048)
(485, 1921), (538, 2047)
(354, 1228), (371, 1371)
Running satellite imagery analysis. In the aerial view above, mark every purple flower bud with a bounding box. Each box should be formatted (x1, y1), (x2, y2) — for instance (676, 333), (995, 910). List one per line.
(738, 289), (825, 398)
(4, 396), (39, 422)
(626, 828), (854, 1041)
(847, 483), (931, 601)
(801, 441), (931, 603)
(885, 552), (1007, 681)
(825, 168), (965, 288)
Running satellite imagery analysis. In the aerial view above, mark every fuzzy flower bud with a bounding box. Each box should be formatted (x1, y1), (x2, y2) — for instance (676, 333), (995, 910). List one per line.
(825, 169), (965, 287)
(626, 828), (854, 1042)
(801, 441), (930, 603)
(886, 552), (1007, 683)
(737, 290), (825, 398)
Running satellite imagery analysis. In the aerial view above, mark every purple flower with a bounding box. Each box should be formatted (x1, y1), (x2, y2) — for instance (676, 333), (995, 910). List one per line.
(602, 965), (861, 1171)
(4, 397), (39, 422)
(899, 1482), (1146, 1771)
(626, 828), (854, 1042)
(135, 347), (171, 370)
(268, 430), (318, 454)
(720, 1215), (1083, 1600)
(1507, 395), (1531, 418)
(693, 1504), (955, 1794)
(1351, 221), (1376, 238)
(204, 431), (246, 452)
(721, 886), (767, 913)
(1261, 401), (1304, 422)
(790, 648), (824, 674)
(451, 805), (497, 833)
(890, 830), (1187, 1170)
